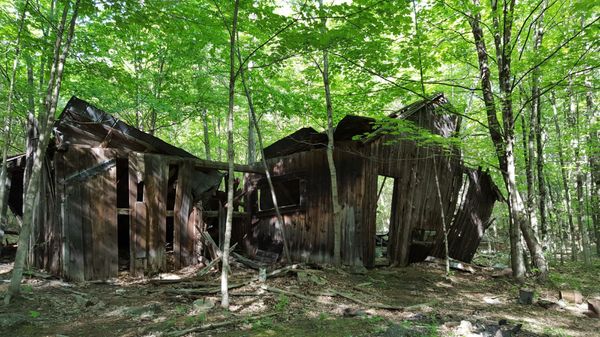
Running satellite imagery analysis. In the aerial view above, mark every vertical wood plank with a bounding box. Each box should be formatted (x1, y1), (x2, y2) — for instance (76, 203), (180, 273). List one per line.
(103, 150), (118, 278)
(132, 201), (148, 275)
(144, 154), (167, 272)
(174, 160), (193, 268)
(129, 153), (145, 274)
(61, 148), (85, 281)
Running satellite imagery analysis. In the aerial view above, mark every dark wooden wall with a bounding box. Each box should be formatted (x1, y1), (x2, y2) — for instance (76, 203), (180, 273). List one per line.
(366, 136), (462, 266)
(364, 108), (463, 266)
(249, 147), (376, 267)
(31, 148), (203, 280)
(56, 147), (118, 281)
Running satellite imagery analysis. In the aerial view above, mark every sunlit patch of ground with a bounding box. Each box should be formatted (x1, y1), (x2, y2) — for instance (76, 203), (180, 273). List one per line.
(0, 258), (598, 336)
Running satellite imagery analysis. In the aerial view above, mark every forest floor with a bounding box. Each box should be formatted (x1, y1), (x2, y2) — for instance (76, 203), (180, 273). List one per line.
(1, 250), (599, 337)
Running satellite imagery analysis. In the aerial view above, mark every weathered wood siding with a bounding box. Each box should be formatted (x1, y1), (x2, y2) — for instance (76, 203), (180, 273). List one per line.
(173, 160), (194, 268)
(250, 146), (376, 267)
(29, 157), (60, 275)
(57, 147), (118, 281)
(364, 109), (463, 266)
(128, 154), (199, 275)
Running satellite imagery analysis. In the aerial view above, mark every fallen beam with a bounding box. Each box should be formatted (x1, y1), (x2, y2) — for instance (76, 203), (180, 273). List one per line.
(167, 312), (278, 337)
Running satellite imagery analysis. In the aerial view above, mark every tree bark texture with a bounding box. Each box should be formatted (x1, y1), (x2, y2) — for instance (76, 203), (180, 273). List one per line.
(202, 108), (211, 161)
(221, 0), (240, 310)
(319, 0), (342, 265)
(468, 0), (525, 278)
(551, 93), (577, 261)
(469, 0), (547, 279)
(584, 77), (599, 256)
(532, 1), (548, 246)
(6, 0), (80, 304)
(236, 48), (291, 262)
(0, 0), (28, 226)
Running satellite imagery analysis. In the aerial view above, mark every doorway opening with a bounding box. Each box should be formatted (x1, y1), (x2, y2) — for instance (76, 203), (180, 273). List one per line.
(375, 175), (394, 266)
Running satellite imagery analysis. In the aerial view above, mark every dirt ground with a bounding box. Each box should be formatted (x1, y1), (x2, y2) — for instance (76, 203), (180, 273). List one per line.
(1, 252), (599, 337)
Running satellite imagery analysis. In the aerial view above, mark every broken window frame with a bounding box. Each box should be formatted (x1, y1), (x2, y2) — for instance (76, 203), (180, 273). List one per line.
(256, 173), (307, 215)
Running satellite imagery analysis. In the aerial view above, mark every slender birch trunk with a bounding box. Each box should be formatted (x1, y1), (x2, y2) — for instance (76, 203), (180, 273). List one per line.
(235, 46), (291, 262)
(433, 156), (449, 275)
(5, 0), (80, 304)
(571, 82), (591, 265)
(532, 1), (548, 246)
(468, 0), (525, 278)
(247, 101), (256, 164)
(469, 0), (547, 279)
(0, 1), (28, 226)
(584, 77), (599, 256)
(221, 0), (239, 309)
(202, 108), (211, 161)
(25, 56), (38, 197)
(551, 92), (577, 261)
(319, 0), (342, 265)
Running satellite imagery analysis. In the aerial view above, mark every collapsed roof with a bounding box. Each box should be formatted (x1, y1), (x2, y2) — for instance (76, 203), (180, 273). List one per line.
(263, 93), (452, 159)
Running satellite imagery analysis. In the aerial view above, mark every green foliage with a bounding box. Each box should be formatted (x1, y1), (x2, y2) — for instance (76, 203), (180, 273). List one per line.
(275, 293), (289, 312)
(184, 312), (207, 326)
(251, 317), (273, 330)
(28, 310), (40, 319)
(174, 305), (187, 315)
(543, 326), (569, 337)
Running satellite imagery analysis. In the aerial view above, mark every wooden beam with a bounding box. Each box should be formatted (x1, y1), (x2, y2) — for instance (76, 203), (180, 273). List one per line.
(203, 210), (248, 218)
(165, 157), (263, 173)
(191, 158), (263, 173)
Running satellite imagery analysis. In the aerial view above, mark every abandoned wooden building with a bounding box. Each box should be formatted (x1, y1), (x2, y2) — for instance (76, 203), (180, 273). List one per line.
(5, 96), (261, 281)
(4, 93), (500, 281)
(243, 93), (501, 268)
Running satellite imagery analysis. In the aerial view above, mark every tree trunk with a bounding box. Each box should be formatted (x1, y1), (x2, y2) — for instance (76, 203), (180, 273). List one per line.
(551, 92), (577, 261)
(584, 77), (599, 256)
(149, 54), (165, 135)
(221, 0), (239, 310)
(202, 108), (211, 161)
(470, 0), (547, 279)
(247, 98), (256, 164)
(547, 179), (565, 263)
(433, 156), (449, 275)
(532, 2), (548, 246)
(5, 0), (80, 305)
(0, 1), (28, 226)
(236, 48), (291, 263)
(571, 81), (591, 265)
(319, 0), (342, 265)
(25, 56), (38, 197)
(468, 0), (524, 278)
(520, 111), (538, 240)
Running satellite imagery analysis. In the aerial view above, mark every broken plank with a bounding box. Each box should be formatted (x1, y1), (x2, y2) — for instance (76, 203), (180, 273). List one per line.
(232, 252), (264, 270)
(196, 243), (237, 277)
